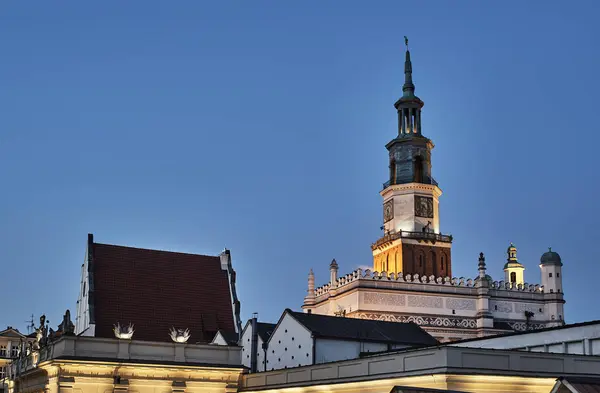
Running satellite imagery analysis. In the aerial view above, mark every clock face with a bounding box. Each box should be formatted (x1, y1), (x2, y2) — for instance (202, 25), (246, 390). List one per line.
(383, 200), (394, 222)
(415, 196), (434, 218)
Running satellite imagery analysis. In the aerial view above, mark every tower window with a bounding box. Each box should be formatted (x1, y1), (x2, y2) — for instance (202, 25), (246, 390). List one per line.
(414, 156), (424, 183)
(550, 289), (554, 293)
(557, 273), (560, 278)
(549, 273), (553, 278)
(510, 272), (516, 283)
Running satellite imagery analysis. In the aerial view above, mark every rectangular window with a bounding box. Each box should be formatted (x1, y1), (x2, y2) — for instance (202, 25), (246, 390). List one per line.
(0, 366), (5, 379)
(549, 273), (553, 277)
(0, 346), (6, 358)
(557, 273), (560, 278)
(10, 343), (19, 357)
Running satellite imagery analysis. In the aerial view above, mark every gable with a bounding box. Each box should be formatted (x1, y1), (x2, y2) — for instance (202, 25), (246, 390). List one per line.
(0, 328), (25, 338)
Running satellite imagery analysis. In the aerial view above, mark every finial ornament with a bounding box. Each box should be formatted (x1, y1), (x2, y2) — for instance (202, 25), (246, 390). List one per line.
(549, 247), (552, 252)
(404, 36), (409, 50)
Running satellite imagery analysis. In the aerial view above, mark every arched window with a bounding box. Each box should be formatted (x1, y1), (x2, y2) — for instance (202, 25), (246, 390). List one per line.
(510, 272), (516, 283)
(419, 254), (423, 268)
(414, 156), (424, 183)
(441, 254), (445, 271)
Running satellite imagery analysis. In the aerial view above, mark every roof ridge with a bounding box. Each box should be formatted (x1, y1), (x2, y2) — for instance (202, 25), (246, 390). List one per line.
(94, 242), (221, 258)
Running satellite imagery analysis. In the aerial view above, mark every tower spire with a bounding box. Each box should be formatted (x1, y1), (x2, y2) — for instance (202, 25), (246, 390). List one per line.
(402, 36), (415, 97)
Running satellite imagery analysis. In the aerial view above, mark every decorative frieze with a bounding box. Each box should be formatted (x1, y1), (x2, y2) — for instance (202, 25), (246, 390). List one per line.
(407, 295), (443, 309)
(355, 312), (477, 329)
(445, 298), (476, 311)
(363, 293), (406, 306)
(507, 321), (548, 331)
(490, 300), (513, 313)
(515, 302), (540, 313)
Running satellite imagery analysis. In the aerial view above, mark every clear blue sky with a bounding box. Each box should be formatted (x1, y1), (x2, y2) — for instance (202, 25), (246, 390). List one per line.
(1, 1), (599, 332)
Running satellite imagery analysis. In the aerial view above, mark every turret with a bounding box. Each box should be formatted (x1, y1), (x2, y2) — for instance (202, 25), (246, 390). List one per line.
(503, 243), (525, 286)
(329, 259), (338, 289)
(304, 269), (316, 305)
(540, 248), (563, 294)
(540, 248), (565, 325)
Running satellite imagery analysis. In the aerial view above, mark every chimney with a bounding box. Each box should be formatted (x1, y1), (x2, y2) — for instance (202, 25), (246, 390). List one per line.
(250, 313), (259, 373)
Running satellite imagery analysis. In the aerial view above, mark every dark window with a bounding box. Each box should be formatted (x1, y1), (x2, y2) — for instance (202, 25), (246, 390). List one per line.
(272, 350), (274, 353)
(414, 156), (424, 183)
(285, 329), (287, 333)
(285, 347), (287, 351)
(299, 345), (301, 348)
(292, 337), (294, 341)
(557, 273), (560, 278)
(452, 310), (456, 315)
(510, 272), (517, 283)
(494, 305), (497, 310)
(291, 356), (294, 359)
(539, 308), (543, 312)
(549, 273), (553, 278)
(278, 340), (281, 344)
(306, 353), (309, 357)
(419, 254), (423, 268)
(550, 289), (554, 293)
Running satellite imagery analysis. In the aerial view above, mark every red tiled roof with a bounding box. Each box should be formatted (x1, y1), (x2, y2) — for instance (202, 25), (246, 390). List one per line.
(91, 242), (236, 343)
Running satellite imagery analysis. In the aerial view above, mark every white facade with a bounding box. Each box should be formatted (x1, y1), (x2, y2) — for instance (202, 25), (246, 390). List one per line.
(382, 183), (441, 234)
(266, 313), (313, 370)
(75, 238), (94, 336)
(239, 323), (269, 371)
(451, 320), (600, 355)
(303, 258), (566, 342)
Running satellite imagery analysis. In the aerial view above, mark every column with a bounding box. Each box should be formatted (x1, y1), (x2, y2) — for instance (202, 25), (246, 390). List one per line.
(401, 109), (406, 134)
(416, 110), (421, 134)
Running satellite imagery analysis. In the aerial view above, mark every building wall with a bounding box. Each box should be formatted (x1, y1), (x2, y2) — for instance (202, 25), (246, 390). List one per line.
(239, 326), (266, 371)
(451, 322), (600, 355)
(75, 249), (93, 336)
(314, 339), (396, 363)
(266, 314), (312, 370)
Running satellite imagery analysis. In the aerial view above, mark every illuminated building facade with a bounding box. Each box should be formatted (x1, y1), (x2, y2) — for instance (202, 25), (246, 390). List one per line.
(302, 43), (566, 342)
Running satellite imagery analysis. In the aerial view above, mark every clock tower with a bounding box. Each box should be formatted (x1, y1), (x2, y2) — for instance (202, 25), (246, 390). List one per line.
(372, 39), (453, 278)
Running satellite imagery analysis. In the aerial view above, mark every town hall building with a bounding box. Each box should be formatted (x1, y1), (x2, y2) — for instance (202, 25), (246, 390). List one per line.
(301, 43), (566, 342)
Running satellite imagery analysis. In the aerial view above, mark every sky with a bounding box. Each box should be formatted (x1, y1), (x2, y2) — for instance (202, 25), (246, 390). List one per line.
(1, 1), (599, 333)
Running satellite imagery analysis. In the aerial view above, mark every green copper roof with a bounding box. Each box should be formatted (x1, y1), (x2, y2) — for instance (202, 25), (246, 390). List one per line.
(540, 247), (562, 266)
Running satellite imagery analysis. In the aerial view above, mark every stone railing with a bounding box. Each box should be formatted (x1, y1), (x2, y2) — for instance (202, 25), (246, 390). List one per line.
(9, 335), (243, 378)
(313, 268), (544, 298)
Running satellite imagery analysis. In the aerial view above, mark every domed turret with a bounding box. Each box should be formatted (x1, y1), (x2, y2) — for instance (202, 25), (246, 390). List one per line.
(503, 243), (524, 285)
(539, 247), (565, 325)
(540, 248), (562, 266)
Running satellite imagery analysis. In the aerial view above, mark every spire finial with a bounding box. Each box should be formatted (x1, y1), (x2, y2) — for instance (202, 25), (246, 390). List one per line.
(402, 36), (415, 97)
(548, 247), (552, 252)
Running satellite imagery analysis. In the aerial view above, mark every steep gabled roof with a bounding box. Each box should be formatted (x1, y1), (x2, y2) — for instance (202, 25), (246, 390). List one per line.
(283, 310), (438, 346)
(552, 377), (600, 393)
(256, 322), (276, 342)
(213, 330), (240, 346)
(0, 327), (25, 338)
(88, 235), (240, 343)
